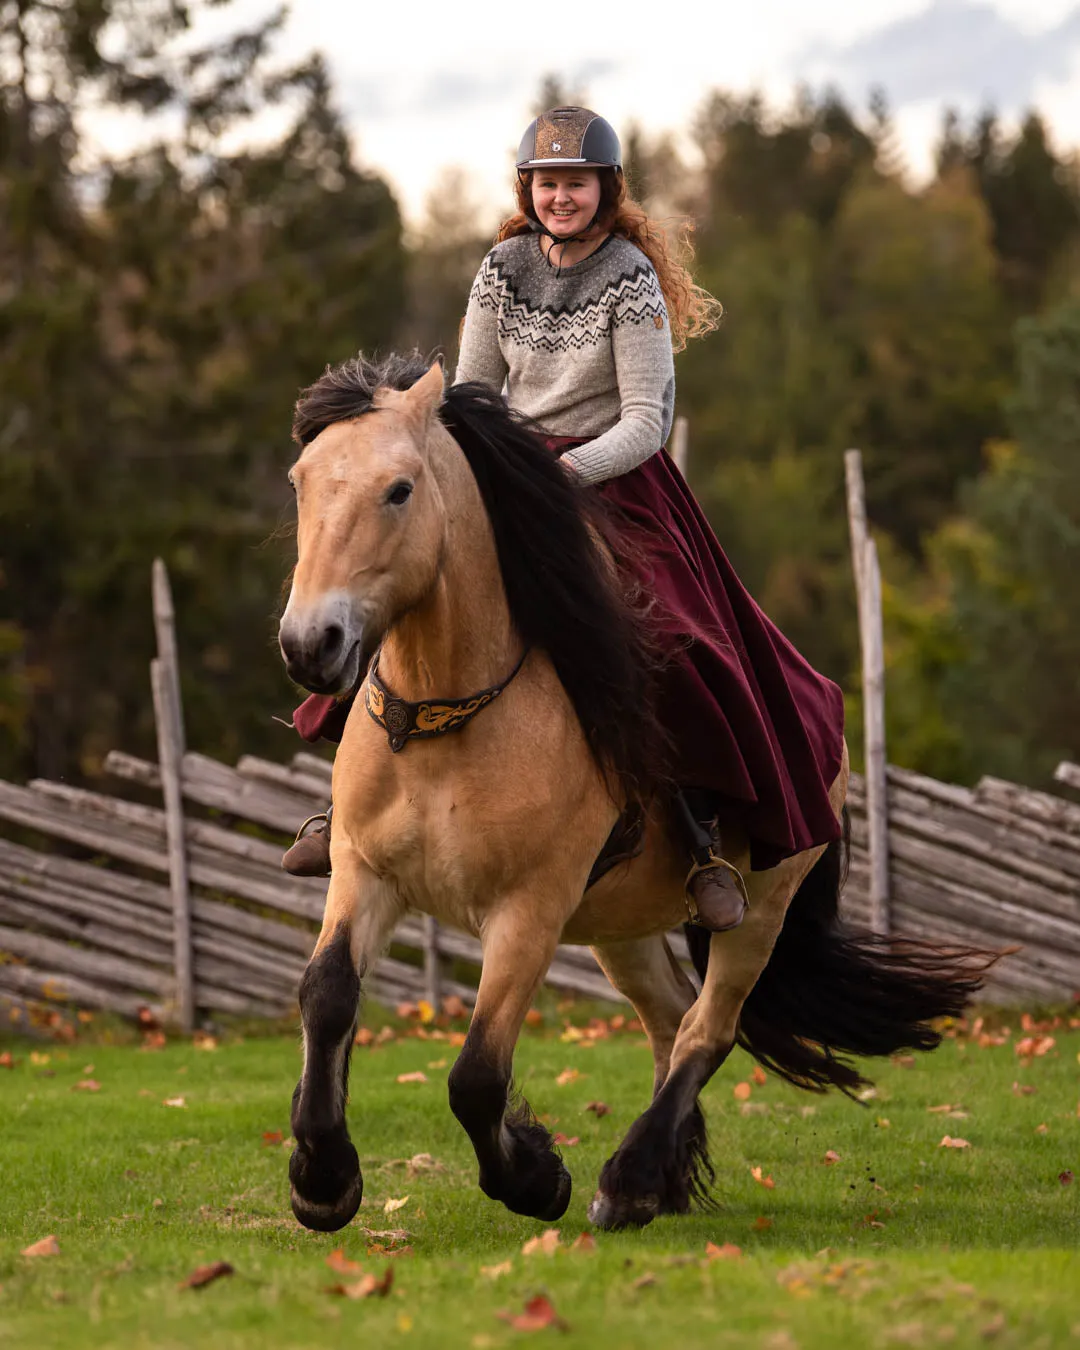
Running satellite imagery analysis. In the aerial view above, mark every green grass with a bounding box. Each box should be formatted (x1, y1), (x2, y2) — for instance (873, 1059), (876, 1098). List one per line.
(1, 1013), (1078, 1349)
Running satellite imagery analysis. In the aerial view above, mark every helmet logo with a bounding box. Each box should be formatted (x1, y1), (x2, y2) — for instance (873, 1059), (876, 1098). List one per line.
(552, 142), (561, 152)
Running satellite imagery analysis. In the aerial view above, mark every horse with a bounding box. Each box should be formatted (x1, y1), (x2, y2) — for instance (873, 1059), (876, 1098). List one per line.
(277, 353), (994, 1233)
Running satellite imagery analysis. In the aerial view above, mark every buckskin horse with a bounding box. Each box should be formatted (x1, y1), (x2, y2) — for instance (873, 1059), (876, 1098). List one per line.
(277, 353), (992, 1233)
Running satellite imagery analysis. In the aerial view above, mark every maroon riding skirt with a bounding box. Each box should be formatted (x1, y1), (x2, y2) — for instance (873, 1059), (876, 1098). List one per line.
(290, 441), (845, 871)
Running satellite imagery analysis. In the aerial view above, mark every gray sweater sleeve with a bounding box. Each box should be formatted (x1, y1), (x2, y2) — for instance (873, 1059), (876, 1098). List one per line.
(561, 275), (676, 485)
(454, 257), (508, 393)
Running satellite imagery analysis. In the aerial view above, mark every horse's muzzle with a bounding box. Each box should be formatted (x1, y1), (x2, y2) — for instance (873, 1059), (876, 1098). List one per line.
(279, 599), (365, 695)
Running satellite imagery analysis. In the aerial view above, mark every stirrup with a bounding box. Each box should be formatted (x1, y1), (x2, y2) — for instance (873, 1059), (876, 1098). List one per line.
(684, 849), (750, 925)
(292, 811), (329, 844)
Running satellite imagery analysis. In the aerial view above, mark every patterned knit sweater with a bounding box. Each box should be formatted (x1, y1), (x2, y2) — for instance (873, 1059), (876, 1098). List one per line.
(454, 233), (675, 484)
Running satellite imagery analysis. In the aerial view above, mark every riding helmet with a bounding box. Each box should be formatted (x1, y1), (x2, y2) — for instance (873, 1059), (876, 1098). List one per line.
(516, 106), (623, 171)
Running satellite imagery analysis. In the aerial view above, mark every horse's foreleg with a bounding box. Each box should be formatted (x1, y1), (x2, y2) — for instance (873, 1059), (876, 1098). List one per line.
(447, 901), (569, 1222)
(589, 852), (821, 1230)
(289, 856), (399, 1232)
(590, 935), (698, 1097)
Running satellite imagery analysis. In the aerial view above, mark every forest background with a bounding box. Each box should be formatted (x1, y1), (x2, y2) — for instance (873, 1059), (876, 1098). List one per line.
(2, 0), (1079, 795)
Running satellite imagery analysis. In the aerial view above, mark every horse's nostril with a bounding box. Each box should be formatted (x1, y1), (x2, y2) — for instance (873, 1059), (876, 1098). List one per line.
(316, 624), (345, 664)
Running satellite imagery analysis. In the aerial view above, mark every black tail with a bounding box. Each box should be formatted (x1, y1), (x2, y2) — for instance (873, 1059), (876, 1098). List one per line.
(684, 812), (1002, 1095)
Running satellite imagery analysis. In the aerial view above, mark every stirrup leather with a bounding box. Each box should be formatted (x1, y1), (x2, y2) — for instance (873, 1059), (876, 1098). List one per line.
(684, 849), (750, 925)
(292, 811), (329, 845)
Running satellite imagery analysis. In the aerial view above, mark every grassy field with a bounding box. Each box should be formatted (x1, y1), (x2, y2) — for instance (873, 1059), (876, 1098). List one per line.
(1, 1006), (1078, 1349)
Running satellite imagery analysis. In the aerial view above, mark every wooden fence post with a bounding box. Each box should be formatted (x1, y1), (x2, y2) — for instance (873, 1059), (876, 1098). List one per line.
(670, 415), (689, 476)
(422, 915), (442, 1011)
(844, 450), (890, 936)
(151, 559), (195, 1031)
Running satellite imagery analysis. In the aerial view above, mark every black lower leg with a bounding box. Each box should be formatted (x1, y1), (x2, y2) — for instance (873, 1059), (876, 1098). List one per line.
(448, 1020), (571, 1222)
(589, 1045), (727, 1229)
(289, 927), (364, 1232)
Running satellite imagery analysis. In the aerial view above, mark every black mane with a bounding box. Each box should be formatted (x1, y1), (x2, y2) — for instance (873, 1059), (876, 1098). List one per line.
(292, 353), (662, 802)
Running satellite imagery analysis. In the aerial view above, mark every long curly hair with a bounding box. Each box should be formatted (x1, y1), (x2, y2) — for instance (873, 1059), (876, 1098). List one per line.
(495, 169), (722, 353)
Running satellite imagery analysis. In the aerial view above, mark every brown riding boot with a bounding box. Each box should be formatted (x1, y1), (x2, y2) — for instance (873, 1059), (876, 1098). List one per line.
(674, 789), (749, 933)
(685, 851), (749, 932)
(282, 810), (332, 877)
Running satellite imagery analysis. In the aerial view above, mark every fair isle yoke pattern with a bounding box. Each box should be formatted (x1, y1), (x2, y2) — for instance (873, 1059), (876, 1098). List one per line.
(469, 248), (667, 353)
(454, 234), (677, 486)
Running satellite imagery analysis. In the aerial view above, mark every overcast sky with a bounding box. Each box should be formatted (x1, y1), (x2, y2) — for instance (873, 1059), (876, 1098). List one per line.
(91, 0), (1080, 226)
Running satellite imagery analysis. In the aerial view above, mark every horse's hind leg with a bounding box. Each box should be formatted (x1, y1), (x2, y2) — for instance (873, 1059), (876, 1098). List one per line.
(447, 898), (570, 1222)
(590, 935), (698, 1097)
(289, 854), (399, 1232)
(588, 850), (822, 1230)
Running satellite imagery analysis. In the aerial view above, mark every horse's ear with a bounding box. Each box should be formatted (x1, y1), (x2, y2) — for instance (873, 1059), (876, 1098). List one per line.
(404, 360), (445, 428)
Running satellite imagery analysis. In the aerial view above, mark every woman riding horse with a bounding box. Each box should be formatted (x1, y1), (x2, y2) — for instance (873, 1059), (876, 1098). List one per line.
(284, 106), (845, 933)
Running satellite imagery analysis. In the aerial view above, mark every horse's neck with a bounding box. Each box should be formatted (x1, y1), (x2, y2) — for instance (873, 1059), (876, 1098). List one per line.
(378, 442), (516, 700)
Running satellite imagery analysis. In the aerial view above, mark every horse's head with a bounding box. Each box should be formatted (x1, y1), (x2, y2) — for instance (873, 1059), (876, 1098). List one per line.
(278, 361), (448, 694)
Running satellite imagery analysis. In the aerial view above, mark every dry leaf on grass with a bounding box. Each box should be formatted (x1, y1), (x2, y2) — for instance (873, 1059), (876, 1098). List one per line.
(442, 994), (468, 1019)
(632, 1272), (658, 1289)
(939, 1136), (971, 1149)
(21, 1235), (59, 1258)
(555, 1068), (581, 1086)
(751, 1166), (775, 1189)
(192, 1031), (217, 1051)
(704, 1241), (742, 1261)
(354, 1027), (375, 1047)
(752, 1216), (773, 1231)
(524, 1008), (544, 1028)
(261, 1130), (283, 1147)
(1059, 1171), (1074, 1186)
(496, 1294), (567, 1332)
(928, 1103), (958, 1114)
(1011, 1082), (1036, 1096)
(406, 1153), (444, 1176)
(162, 1096), (186, 1109)
(1015, 1036), (1055, 1058)
(521, 1229), (560, 1256)
(327, 1249), (364, 1276)
(552, 1133), (580, 1147)
(570, 1232), (595, 1252)
(73, 1079), (100, 1092)
(481, 1260), (513, 1279)
(732, 1081), (752, 1101)
(383, 1196), (409, 1214)
(751, 1066), (767, 1086)
(179, 1261), (233, 1290)
(327, 1268), (395, 1300)
(0, 1051), (16, 1068)
(1035, 1123), (1049, 1135)
(396, 1071), (428, 1084)
(822, 1150), (841, 1165)
(585, 1101), (610, 1117)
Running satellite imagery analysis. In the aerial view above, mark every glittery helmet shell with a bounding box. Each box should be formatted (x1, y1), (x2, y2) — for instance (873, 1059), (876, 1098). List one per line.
(516, 106), (623, 171)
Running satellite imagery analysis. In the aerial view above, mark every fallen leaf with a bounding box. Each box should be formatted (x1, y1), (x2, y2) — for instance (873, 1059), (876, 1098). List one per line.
(891, 1054), (916, 1068)
(1059, 1171), (1074, 1186)
(939, 1136), (971, 1149)
(416, 1000), (436, 1024)
(822, 1150), (841, 1165)
(21, 1235), (59, 1257)
(397, 1314), (413, 1332)
(0, 1051), (16, 1068)
(73, 1079), (101, 1092)
(928, 1103), (958, 1114)
(570, 1232), (595, 1252)
(396, 1071), (428, 1084)
(354, 1027), (375, 1047)
(1011, 1082), (1036, 1096)
(980, 1312), (1006, 1339)
(192, 1031), (217, 1051)
(496, 1294), (566, 1332)
(704, 1241), (742, 1261)
(142, 1031), (167, 1051)
(752, 1216), (773, 1231)
(179, 1261), (233, 1290)
(552, 1133), (580, 1147)
(262, 1130), (283, 1147)
(443, 994), (468, 1019)
(876, 1117), (892, 1129)
(327, 1268), (395, 1300)
(585, 1101), (610, 1117)
(521, 1229), (561, 1256)
(733, 1081), (752, 1101)
(327, 1248), (364, 1276)
(383, 1196), (409, 1214)
(751, 1066), (768, 1086)
(1035, 1123), (1049, 1135)
(29, 1052), (50, 1066)
(163, 1096), (186, 1109)
(396, 1002), (418, 1020)
(481, 1260), (512, 1279)
(448, 1031), (467, 1047)
(524, 1008), (544, 1028)
(406, 1153), (444, 1176)
(555, 1068), (581, 1086)
(367, 1243), (413, 1257)
(427, 1058), (448, 1070)
(751, 1166), (776, 1189)
(632, 1272), (658, 1289)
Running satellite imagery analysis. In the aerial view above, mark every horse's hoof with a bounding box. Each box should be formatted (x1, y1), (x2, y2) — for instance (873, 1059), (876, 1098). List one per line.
(290, 1169), (363, 1232)
(536, 1164), (572, 1223)
(587, 1188), (659, 1231)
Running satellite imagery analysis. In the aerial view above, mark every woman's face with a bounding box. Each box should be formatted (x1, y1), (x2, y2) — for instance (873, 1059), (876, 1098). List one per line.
(531, 168), (602, 237)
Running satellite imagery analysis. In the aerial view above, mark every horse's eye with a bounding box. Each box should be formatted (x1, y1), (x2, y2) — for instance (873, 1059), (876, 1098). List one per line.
(386, 480), (413, 507)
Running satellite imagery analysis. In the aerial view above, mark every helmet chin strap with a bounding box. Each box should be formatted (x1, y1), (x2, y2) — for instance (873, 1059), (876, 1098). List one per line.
(527, 213), (603, 274)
